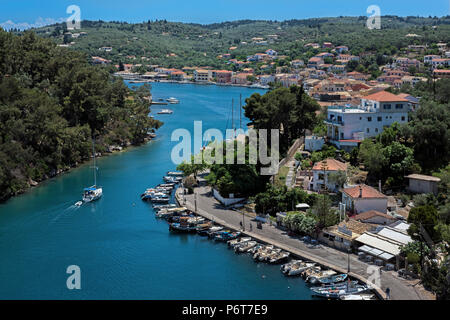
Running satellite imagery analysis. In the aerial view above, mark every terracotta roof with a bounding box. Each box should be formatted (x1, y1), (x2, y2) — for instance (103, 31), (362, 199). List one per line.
(312, 158), (348, 171)
(343, 184), (387, 199)
(363, 91), (409, 102)
(354, 210), (396, 222)
(339, 139), (361, 143)
(324, 220), (374, 240)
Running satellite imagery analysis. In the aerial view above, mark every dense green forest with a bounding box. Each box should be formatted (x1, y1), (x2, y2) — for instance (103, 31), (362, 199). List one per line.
(28, 16), (450, 69)
(0, 30), (161, 201)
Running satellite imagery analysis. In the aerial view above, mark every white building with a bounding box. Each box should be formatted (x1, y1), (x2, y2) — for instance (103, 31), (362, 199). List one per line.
(291, 59), (305, 68)
(311, 158), (348, 192)
(325, 91), (409, 150)
(259, 75), (275, 86)
(193, 69), (210, 82)
(424, 55), (441, 64)
(431, 58), (450, 68)
(265, 49), (278, 56)
(342, 184), (388, 214)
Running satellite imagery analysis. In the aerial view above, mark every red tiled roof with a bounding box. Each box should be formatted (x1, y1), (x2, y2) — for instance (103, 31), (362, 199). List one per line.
(343, 184), (387, 199)
(363, 91), (409, 102)
(312, 158), (348, 171)
(309, 57), (323, 62)
(339, 139), (361, 143)
(353, 210), (395, 221)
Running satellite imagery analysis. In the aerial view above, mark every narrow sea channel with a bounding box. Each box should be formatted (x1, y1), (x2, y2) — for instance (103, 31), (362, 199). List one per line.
(0, 82), (314, 299)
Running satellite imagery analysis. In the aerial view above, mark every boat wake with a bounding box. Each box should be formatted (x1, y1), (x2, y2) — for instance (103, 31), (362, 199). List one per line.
(49, 201), (83, 224)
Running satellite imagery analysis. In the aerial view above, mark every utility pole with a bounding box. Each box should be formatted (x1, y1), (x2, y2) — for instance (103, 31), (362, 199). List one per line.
(239, 94), (242, 130)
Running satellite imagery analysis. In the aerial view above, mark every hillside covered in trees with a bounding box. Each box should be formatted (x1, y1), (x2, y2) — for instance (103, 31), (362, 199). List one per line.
(30, 16), (450, 69)
(0, 30), (161, 201)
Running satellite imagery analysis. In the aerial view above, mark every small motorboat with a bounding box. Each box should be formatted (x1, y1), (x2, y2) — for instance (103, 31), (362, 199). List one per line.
(318, 273), (348, 284)
(306, 269), (338, 284)
(227, 237), (251, 248)
(151, 197), (170, 203)
(169, 222), (197, 233)
(207, 227), (224, 238)
(75, 201), (83, 207)
(153, 203), (177, 211)
(157, 109), (173, 114)
(163, 176), (179, 183)
(311, 282), (369, 299)
(196, 223), (213, 233)
(166, 171), (183, 177)
(235, 241), (258, 253)
(166, 97), (180, 104)
(286, 261), (316, 276)
(214, 231), (241, 242)
(281, 260), (302, 274)
(269, 251), (290, 264)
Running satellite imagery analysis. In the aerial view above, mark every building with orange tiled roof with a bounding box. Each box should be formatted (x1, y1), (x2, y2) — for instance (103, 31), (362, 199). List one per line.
(310, 159), (348, 192)
(210, 70), (232, 83)
(324, 91), (410, 151)
(342, 184), (388, 214)
(433, 69), (450, 78)
(353, 210), (396, 225)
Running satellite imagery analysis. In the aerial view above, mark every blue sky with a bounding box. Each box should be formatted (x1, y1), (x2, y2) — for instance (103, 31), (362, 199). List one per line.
(1, 0), (449, 28)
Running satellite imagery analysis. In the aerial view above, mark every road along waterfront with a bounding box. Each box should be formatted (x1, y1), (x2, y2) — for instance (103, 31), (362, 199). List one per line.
(176, 185), (435, 300)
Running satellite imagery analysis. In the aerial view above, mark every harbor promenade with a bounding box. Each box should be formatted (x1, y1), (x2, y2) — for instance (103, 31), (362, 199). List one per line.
(176, 186), (434, 300)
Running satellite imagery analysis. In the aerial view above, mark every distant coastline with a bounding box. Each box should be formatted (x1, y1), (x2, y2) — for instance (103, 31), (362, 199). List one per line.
(120, 75), (270, 90)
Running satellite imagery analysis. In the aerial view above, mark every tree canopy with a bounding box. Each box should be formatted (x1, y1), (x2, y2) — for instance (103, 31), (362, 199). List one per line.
(0, 30), (161, 201)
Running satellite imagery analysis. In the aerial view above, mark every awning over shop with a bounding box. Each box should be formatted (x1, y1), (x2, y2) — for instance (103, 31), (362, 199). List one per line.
(358, 244), (395, 261)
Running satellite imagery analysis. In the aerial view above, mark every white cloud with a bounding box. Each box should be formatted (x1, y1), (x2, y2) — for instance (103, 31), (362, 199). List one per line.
(0, 17), (65, 31)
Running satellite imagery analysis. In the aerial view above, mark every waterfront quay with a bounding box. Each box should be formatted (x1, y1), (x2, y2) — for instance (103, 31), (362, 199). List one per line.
(175, 186), (434, 300)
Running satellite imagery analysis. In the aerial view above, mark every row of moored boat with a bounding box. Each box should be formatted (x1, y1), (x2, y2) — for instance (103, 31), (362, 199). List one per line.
(143, 171), (375, 300)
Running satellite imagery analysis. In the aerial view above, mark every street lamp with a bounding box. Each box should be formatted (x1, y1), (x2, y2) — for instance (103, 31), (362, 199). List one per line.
(194, 191), (197, 213)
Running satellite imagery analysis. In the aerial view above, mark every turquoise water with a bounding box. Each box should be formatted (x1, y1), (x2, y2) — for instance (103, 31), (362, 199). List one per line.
(0, 83), (313, 300)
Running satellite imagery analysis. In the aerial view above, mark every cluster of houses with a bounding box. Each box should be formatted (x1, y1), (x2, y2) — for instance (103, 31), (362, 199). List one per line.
(101, 37), (450, 92)
(293, 155), (442, 269)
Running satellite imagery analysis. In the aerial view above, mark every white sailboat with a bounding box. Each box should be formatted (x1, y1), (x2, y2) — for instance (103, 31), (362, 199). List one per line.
(82, 140), (103, 202)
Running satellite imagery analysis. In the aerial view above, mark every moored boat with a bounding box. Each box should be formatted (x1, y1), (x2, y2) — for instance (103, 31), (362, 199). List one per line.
(318, 273), (348, 284)
(227, 237), (251, 248)
(166, 97), (180, 104)
(157, 109), (173, 114)
(310, 282), (369, 299)
(235, 241), (258, 253)
(268, 251), (290, 264)
(167, 171), (183, 177)
(306, 269), (338, 284)
(169, 222), (197, 233)
(285, 261), (316, 276)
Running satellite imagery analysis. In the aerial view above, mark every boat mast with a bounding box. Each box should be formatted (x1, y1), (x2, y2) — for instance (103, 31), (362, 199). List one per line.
(231, 98), (235, 139)
(93, 138), (97, 187)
